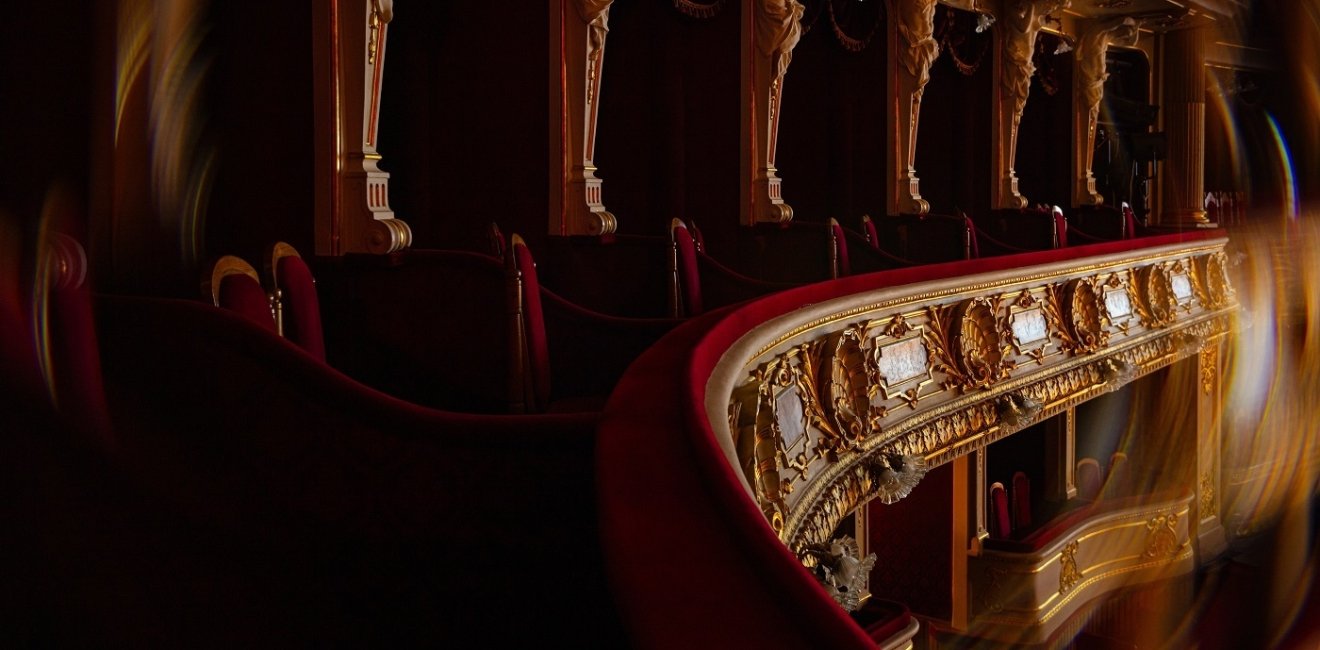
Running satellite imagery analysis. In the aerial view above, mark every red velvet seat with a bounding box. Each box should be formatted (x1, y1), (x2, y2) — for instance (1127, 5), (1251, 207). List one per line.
(990, 481), (1011, 539)
(1105, 451), (1130, 499)
(205, 255), (276, 332)
(268, 242), (326, 362)
(1077, 457), (1103, 501)
(510, 234), (682, 412)
(1012, 470), (1032, 533)
(670, 219), (796, 317)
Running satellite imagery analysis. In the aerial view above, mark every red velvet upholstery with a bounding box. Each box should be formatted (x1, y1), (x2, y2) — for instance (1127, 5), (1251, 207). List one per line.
(984, 490), (1190, 553)
(1122, 203), (1139, 239)
(672, 220), (703, 316)
(274, 252), (326, 362)
(862, 215), (880, 250)
(1011, 471), (1032, 532)
(1077, 457), (1103, 501)
(91, 294), (622, 644)
(1105, 451), (1129, 499)
(852, 599), (914, 644)
(830, 219), (852, 277)
(1052, 206), (1069, 248)
(44, 233), (112, 441)
(216, 271), (275, 332)
(512, 237), (552, 412)
(688, 220), (706, 253)
(597, 230), (1224, 646)
(990, 482), (1011, 539)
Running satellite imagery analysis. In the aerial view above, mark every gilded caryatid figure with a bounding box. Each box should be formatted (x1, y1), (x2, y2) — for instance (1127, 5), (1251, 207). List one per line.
(1073, 17), (1139, 207)
(550, 0), (618, 236)
(885, 0), (939, 216)
(742, 0), (804, 225)
(993, 0), (1070, 210)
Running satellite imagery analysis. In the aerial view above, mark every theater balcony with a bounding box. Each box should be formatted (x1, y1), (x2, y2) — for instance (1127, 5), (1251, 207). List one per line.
(600, 230), (1238, 648)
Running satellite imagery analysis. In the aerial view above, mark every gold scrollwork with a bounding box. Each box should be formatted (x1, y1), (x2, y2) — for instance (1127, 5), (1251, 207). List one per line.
(1200, 346), (1217, 395)
(1131, 263), (1177, 328)
(830, 323), (876, 444)
(1200, 472), (1216, 518)
(1142, 512), (1180, 559)
(1059, 540), (1082, 594)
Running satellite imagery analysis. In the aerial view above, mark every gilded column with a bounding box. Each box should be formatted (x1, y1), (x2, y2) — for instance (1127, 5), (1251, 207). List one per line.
(992, 0), (1070, 210)
(313, 0), (413, 256)
(741, 0), (804, 225)
(549, 0), (618, 236)
(1157, 26), (1211, 226)
(1072, 17), (1139, 208)
(885, 0), (938, 216)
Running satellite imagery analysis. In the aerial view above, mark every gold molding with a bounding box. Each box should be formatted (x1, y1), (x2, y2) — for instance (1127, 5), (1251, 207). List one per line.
(714, 241), (1236, 557)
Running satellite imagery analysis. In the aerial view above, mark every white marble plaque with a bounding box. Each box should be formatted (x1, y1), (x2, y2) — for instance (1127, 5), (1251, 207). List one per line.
(775, 384), (805, 448)
(1105, 288), (1132, 319)
(878, 337), (928, 386)
(1011, 308), (1048, 345)
(1171, 273), (1193, 302)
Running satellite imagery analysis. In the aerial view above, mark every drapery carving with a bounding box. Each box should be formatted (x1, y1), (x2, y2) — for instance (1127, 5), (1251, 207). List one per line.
(885, 0), (939, 216)
(1073, 17), (1139, 207)
(550, 0), (618, 236)
(313, 0), (413, 256)
(742, 0), (805, 225)
(993, 0), (1070, 210)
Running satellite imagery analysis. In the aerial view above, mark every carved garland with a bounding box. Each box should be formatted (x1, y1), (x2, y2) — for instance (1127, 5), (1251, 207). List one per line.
(673, 0), (726, 19)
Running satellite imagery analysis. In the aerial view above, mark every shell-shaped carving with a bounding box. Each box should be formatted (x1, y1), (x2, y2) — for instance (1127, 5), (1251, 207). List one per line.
(829, 326), (872, 445)
(951, 297), (1010, 389)
(1195, 252), (1233, 309)
(1064, 278), (1106, 353)
(1135, 264), (1177, 328)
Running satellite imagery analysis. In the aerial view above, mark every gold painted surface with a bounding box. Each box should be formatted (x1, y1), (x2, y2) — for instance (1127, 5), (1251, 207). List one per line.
(713, 242), (1234, 560)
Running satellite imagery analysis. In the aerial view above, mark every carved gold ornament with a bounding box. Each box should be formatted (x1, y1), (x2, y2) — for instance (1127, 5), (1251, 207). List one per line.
(1200, 346), (1217, 395)
(1200, 472), (1216, 517)
(1058, 540), (1082, 594)
(805, 535), (877, 612)
(927, 297), (1015, 392)
(1142, 512), (1180, 559)
(1193, 252), (1233, 309)
(1131, 264), (1177, 328)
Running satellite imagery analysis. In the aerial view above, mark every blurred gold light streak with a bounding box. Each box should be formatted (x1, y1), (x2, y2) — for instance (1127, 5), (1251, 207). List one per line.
(114, 0), (151, 146)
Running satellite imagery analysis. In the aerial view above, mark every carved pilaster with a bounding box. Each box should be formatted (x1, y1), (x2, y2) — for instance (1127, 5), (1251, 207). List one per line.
(885, 0), (938, 216)
(992, 0), (1070, 210)
(1072, 17), (1139, 208)
(1157, 27), (1211, 227)
(313, 0), (412, 256)
(550, 0), (618, 236)
(742, 0), (804, 225)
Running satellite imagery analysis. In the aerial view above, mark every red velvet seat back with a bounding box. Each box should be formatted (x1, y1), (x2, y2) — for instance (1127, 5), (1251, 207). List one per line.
(829, 219), (852, 277)
(1077, 457), (1102, 501)
(862, 215), (880, 250)
(43, 232), (112, 440)
(274, 251), (326, 362)
(990, 481), (1011, 539)
(1106, 451), (1129, 499)
(512, 236), (552, 411)
(1052, 206), (1069, 248)
(212, 258), (276, 333)
(1011, 471), (1031, 532)
(671, 220), (703, 316)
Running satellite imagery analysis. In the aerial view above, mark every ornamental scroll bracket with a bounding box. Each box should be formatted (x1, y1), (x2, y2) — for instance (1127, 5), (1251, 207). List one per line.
(550, 0), (618, 236)
(314, 0), (413, 256)
(1072, 17), (1139, 208)
(885, 0), (938, 216)
(992, 0), (1071, 210)
(742, 0), (804, 225)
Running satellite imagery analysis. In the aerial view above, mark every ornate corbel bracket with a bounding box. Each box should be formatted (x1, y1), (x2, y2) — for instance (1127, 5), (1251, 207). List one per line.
(992, 0), (1071, 210)
(885, 0), (938, 216)
(1072, 17), (1139, 207)
(742, 0), (804, 225)
(550, 0), (618, 236)
(314, 0), (412, 255)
